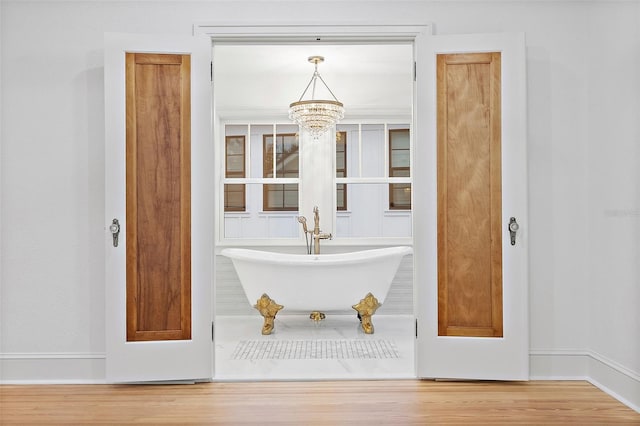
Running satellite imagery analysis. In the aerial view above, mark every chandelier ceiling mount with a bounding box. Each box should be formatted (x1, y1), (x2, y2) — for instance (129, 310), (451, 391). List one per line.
(288, 56), (345, 139)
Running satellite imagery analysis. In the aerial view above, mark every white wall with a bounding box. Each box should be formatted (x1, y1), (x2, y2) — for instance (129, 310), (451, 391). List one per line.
(585, 1), (640, 408)
(0, 0), (637, 408)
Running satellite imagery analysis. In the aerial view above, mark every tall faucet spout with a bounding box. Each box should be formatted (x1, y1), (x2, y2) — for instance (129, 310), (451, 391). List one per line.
(310, 206), (331, 255)
(313, 206), (320, 233)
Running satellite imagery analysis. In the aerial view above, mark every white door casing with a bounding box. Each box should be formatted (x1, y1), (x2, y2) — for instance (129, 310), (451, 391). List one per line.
(104, 33), (213, 382)
(414, 32), (529, 380)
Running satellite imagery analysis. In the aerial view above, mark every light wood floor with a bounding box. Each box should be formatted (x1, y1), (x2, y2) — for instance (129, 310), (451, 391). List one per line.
(1, 380), (638, 424)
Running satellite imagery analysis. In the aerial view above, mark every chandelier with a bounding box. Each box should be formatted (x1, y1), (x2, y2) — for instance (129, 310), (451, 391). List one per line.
(289, 56), (345, 139)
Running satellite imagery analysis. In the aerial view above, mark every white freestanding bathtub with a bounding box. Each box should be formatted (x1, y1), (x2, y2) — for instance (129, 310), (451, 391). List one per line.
(221, 246), (412, 334)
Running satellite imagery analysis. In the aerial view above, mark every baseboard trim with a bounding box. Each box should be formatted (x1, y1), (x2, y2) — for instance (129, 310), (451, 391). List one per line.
(530, 349), (639, 413)
(0, 352), (106, 360)
(1, 350), (638, 413)
(0, 352), (106, 384)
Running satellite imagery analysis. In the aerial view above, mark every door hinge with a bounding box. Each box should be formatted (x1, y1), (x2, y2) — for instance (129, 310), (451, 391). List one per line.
(415, 318), (418, 338)
(210, 61), (213, 82)
(413, 61), (417, 82)
(211, 321), (215, 341)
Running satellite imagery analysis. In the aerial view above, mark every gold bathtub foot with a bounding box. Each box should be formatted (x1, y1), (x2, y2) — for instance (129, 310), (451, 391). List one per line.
(254, 294), (283, 335)
(352, 292), (381, 334)
(310, 311), (326, 322)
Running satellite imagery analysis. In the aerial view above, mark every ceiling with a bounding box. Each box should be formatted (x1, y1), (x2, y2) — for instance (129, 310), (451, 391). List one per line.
(213, 44), (414, 120)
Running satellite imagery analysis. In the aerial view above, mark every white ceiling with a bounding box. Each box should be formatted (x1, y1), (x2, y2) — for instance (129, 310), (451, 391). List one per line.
(213, 44), (413, 119)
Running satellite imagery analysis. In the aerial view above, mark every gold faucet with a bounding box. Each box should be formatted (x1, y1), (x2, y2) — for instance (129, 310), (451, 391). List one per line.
(298, 206), (332, 254)
(312, 206), (332, 254)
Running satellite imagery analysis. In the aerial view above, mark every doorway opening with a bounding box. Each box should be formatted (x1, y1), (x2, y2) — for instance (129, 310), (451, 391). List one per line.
(211, 41), (416, 380)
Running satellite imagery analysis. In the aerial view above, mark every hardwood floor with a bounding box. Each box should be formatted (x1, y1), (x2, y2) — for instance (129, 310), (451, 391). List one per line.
(1, 380), (638, 424)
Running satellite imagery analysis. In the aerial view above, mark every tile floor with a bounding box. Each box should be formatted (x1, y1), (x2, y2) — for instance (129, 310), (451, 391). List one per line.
(214, 314), (415, 380)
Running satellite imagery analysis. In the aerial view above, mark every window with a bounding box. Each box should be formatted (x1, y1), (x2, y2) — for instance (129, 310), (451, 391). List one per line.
(221, 122), (411, 240)
(263, 133), (299, 211)
(224, 135), (245, 211)
(336, 131), (347, 211)
(389, 128), (411, 209)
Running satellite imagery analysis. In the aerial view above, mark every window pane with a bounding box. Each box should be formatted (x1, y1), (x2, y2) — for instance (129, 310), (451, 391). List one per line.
(224, 184), (245, 211)
(336, 131), (347, 210)
(264, 133), (298, 179)
(337, 124), (358, 177)
(226, 137), (244, 155)
(389, 128), (411, 209)
(390, 183), (412, 209)
(263, 136), (274, 178)
(226, 156), (244, 174)
(391, 151), (410, 168)
(263, 183), (298, 211)
(283, 187), (298, 208)
(280, 135), (299, 177)
(390, 129), (410, 150)
(266, 185), (283, 207)
(337, 183), (347, 211)
(224, 131), (246, 212)
(283, 137), (297, 154)
(391, 168), (410, 178)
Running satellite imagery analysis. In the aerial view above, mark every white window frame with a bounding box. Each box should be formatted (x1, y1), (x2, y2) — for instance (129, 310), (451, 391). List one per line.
(219, 119), (413, 246)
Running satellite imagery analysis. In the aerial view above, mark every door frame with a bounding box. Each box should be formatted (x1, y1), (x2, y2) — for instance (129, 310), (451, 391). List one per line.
(196, 24), (528, 381)
(197, 23), (430, 380)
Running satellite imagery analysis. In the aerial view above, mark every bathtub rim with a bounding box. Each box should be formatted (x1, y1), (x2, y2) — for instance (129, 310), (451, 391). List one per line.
(220, 246), (413, 266)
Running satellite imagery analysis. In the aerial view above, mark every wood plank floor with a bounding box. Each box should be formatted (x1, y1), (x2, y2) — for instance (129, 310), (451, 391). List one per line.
(1, 380), (638, 424)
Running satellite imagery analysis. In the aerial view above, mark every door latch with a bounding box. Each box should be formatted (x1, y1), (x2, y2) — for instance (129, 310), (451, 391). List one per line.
(508, 217), (519, 246)
(109, 218), (120, 247)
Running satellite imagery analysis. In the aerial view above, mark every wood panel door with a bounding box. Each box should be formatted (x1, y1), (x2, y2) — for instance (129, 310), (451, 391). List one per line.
(105, 33), (213, 382)
(414, 33), (529, 380)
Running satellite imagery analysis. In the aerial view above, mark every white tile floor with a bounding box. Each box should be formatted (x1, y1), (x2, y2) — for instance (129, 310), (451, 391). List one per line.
(214, 314), (415, 381)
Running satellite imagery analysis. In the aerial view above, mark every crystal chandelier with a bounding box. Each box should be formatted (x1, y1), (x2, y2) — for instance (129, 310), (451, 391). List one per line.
(289, 56), (345, 139)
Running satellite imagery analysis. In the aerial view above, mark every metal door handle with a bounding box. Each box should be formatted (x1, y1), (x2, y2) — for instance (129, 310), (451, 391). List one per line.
(508, 217), (519, 246)
(109, 218), (120, 247)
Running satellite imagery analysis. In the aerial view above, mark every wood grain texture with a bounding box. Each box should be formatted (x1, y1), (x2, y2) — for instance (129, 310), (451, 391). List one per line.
(437, 52), (503, 337)
(125, 53), (191, 341)
(1, 381), (637, 425)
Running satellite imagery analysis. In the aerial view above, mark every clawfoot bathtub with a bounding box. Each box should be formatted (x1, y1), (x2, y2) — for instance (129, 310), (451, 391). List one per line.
(221, 246), (412, 335)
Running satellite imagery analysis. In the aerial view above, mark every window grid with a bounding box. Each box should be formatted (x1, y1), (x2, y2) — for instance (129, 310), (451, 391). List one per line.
(389, 128), (411, 210)
(336, 131), (347, 211)
(263, 133), (299, 211)
(224, 135), (246, 212)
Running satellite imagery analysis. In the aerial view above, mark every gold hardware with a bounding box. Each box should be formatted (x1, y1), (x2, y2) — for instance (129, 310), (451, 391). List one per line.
(309, 311), (326, 322)
(352, 293), (381, 334)
(253, 294), (284, 335)
(298, 206), (332, 254)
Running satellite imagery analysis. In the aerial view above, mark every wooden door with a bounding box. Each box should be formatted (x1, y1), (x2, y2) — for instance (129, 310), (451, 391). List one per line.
(414, 32), (529, 380)
(105, 33), (213, 382)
